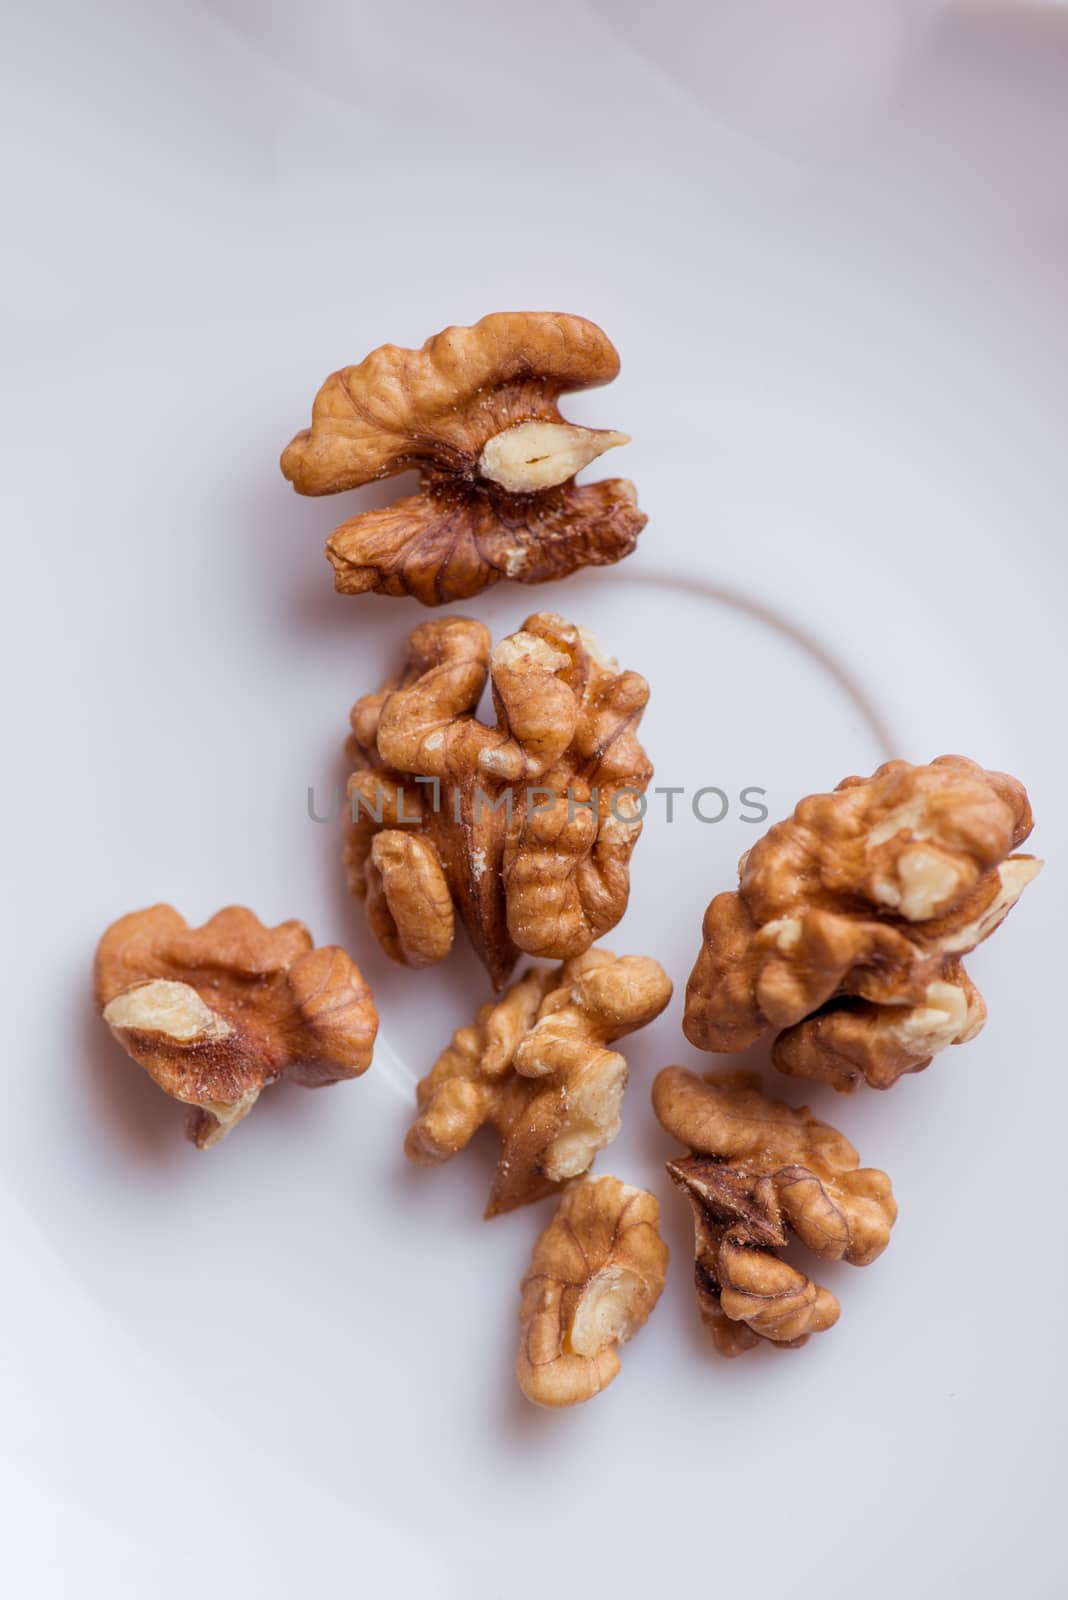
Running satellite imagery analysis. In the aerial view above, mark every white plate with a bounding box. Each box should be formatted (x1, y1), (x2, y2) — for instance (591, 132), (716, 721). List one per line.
(5, 5), (1067, 1597)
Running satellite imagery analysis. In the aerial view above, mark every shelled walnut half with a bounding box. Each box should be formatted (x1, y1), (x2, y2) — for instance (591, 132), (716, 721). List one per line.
(405, 949), (672, 1215)
(281, 311), (646, 605)
(345, 611), (652, 989)
(94, 906), (378, 1147)
(516, 1176), (668, 1407)
(684, 756), (1042, 1091)
(654, 1068), (896, 1356)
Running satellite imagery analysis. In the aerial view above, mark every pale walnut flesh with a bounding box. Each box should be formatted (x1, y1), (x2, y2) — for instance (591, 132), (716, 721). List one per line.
(684, 756), (1042, 1090)
(280, 311), (647, 605)
(654, 1067), (897, 1356)
(404, 950), (671, 1215)
(345, 612), (653, 989)
(94, 905), (378, 1147)
(477, 420), (630, 493)
(516, 1176), (668, 1407)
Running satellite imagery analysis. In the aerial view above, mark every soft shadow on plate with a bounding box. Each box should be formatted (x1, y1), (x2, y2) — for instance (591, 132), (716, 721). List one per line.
(259, 465), (425, 641)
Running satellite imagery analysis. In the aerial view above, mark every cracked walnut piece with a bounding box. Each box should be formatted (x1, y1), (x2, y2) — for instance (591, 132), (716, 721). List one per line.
(516, 1176), (668, 1407)
(280, 311), (646, 605)
(654, 1068), (896, 1356)
(345, 612), (652, 989)
(94, 906), (378, 1147)
(684, 756), (1042, 1091)
(404, 950), (672, 1216)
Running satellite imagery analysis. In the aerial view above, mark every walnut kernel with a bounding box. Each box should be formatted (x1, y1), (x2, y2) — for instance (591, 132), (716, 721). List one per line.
(405, 950), (672, 1215)
(345, 612), (652, 989)
(280, 312), (646, 604)
(516, 1176), (668, 1406)
(654, 1067), (896, 1356)
(95, 905), (378, 1147)
(684, 756), (1042, 1090)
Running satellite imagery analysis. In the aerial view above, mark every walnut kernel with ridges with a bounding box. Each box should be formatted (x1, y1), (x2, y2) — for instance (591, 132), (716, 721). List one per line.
(345, 611), (652, 989)
(280, 311), (646, 605)
(94, 905), (378, 1147)
(684, 756), (1042, 1091)
(405, 949), (671, 1215)
(516, 1175), (668, 1407)
(653, 1067), (896, 1355)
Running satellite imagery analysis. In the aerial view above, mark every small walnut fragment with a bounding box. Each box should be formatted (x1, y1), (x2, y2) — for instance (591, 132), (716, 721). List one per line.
(346, 612), (652, 989)
(280, 311), (646, 605)
(516, 1176), (668, 1406)
(94, 906), (378, 1147)
(684, 756), (1042, 1091)
(405, 950), (671, 1216)
(653, 1067), (896, 1356)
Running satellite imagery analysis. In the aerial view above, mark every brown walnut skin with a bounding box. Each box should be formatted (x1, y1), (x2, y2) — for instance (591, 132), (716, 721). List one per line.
(516, 1176), (668, 1407)
(653, 1068), (896, 1356)
(280, 311), (647, 605)
(94, 905), (378, 1147)
(404, 949), (672, 1216)
(684, 756), (1043, 1091)
(345, 611), (652, 989)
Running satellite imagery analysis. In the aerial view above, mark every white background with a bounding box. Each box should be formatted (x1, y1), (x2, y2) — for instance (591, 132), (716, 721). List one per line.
(3, 3), (1067, 1595)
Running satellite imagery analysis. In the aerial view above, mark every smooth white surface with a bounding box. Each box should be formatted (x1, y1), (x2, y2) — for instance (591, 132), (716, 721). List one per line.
(4, 3), (1067, 1596)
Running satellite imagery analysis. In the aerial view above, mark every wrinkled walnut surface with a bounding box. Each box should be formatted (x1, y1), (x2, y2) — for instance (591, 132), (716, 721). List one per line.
(345, 611), (652, 989)
(654, 1067), (896, 1356)
(516, 1175), (668, 1407)
(281, 311), (646, 604)
(684, 756), (1042, 1090)
(95, 905), (378, 1147)
(405, 949), (672, 1216)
